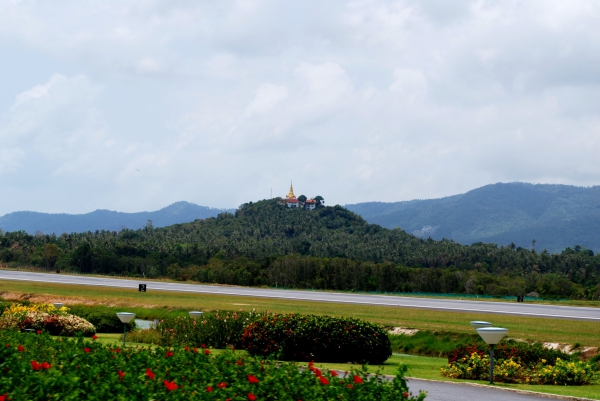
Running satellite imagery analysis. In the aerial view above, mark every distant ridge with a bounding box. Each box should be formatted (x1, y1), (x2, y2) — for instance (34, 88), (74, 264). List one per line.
(0, 201), (233, 235)
(345, 182), (600, 253)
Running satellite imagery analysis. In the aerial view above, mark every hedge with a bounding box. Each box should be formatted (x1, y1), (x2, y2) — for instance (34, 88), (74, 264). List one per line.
(241, 314), (391, 364)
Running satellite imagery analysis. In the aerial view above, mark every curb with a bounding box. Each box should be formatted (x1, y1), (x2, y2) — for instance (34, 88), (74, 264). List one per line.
(401, 376), (598, 401)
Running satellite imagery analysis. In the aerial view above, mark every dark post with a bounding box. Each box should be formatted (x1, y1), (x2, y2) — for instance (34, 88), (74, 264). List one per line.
(489, 345), (495, 384)
(139, 284), (146, 292)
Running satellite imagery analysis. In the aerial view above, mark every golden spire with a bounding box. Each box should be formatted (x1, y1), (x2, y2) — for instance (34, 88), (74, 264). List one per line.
(286, 181), (296, 199)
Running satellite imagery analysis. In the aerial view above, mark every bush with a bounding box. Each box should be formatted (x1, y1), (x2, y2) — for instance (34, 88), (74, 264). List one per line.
(0, 303), (95, 337)
(155, 310), (260, 348)
(447, 340), (570, 366)
(241, 314), (392, 364)
(68, 306), (137, 333)
(0, 331), (427, 400)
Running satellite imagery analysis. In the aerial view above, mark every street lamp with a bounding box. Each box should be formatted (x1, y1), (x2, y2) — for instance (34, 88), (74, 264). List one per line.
(189, 311), (203, 319)
(476, 327), (508, 385)
(470, 321), (492, 329)
(53, 302), (64, 310)
(116, 312), (136, 348)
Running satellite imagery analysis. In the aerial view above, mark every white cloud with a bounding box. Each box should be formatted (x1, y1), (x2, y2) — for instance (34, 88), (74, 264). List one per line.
(0, 0), (599, 215)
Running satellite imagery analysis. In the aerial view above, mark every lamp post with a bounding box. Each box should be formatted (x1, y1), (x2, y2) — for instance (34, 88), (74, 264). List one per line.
(189, 311), (203, 319)
(476, 327), (508, 385)
(53, 302), (64, 311)
(116, 312), (136, 348)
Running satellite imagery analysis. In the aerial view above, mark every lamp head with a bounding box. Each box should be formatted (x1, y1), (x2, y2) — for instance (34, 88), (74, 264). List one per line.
(470, 321), (492, 329)
(189, 311), (203, 318)
(53, 302), (64, 310)
(116, 312), (136, 324)
(476, 327), (508, 345)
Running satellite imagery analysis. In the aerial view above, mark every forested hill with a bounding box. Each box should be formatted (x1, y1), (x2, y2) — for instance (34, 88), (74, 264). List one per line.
(1, 199), (600, 298)
(346, 183), (600, 253)
(0, 202), (231, 234)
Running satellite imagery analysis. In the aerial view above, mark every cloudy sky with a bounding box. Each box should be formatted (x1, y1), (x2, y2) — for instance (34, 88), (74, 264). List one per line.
(1, 0), (599, 214)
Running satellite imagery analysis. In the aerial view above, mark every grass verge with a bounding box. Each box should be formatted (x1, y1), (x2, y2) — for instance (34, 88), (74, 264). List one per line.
(2, 279), (599, 348)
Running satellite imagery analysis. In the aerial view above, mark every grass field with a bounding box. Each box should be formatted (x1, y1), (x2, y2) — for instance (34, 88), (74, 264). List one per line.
(2, 279), (599, 349)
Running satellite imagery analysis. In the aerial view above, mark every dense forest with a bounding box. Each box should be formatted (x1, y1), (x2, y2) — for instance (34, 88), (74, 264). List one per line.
(1, 199), (599, 300)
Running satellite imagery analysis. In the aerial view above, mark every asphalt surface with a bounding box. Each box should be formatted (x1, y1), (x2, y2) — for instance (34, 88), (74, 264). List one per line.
(1, 270), (599, 321)
(407, 379), (565, 401)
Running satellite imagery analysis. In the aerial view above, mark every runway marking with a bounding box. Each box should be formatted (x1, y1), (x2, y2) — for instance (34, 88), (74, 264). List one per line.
(1, 274), (598, 321)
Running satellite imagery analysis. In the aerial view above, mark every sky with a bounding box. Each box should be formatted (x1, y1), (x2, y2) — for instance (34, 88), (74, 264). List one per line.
(0, 0), (599, 214)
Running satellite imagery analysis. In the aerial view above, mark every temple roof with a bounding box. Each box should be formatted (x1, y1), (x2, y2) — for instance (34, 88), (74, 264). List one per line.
(286, 182), (296, 199)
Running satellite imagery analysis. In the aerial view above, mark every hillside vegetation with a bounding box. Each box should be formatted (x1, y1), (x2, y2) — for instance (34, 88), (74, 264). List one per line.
(1, 199), (600, 299)
(346, 183), (600, 253)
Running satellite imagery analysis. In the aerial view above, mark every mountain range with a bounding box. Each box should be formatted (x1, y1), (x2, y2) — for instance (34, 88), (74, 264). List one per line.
(0, 201), (232, 235)
(1, 182), (599, 253)
(345, 182), (600, 253)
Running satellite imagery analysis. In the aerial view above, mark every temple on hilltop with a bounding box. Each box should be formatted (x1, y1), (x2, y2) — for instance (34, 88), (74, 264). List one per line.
(283, 182), (317, 210)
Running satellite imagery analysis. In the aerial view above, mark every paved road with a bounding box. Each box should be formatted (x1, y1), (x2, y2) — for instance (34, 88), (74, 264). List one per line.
(1, 270), (599, 321)
(407, 379), (566, 401)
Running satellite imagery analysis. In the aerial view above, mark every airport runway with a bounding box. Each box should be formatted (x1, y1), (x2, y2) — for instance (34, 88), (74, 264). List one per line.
(1, 270), (599, 321)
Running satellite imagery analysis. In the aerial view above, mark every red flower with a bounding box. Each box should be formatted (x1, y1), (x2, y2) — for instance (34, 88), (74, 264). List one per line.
(118, 370), (125, 380)
(248, 393), (257, 401)
(204, 349), (210, 355)
(36, 330), (41, 335)
(236, 359), (245, 366)
(353, 375), (363, 384)
(247, 374), (259, 384)
(146, 368), (155, 380)
(206, 386), (213, 392)
(83, 348), (91, 353)
(193, 347), (198, 353)
(41, 362), (51, 370)
(184, 346), (189, 351)
(0, 393), (7, 401)
(92, 335), (98, 341)
(31, 361), (42, 371)
(164, 380), (178, 391)
(330, 370), (339, 377)
(5, 344), (9, 348)
(17, 345), (24, 352)
(347, 384), (354, 389)
(403, 392), (409, 398)
(314, 368), (322, 377)
(318, 376), (329, 385)
(201, 343), (206, 348)
(115, 348), (121, 353)
(165, 350), (174, 358)
(217, 381), (227, 389)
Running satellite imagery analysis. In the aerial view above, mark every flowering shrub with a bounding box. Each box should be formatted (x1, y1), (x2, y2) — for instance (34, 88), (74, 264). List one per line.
(0, 330), (426, 400)
(441, 352), (598, 385)
(0, 303), (95, 337)
(241, 313), (392, 364)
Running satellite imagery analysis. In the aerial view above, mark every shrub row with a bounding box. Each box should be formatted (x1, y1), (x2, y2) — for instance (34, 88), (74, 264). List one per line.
(0, 330), (426, 400)
(241, 314), (391, 364)
(447, 341), (571, 366)
(442, 351), (597, 385)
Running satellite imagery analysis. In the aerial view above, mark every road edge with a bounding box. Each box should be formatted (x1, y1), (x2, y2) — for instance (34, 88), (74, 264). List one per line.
(403, 376), (598, 401)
